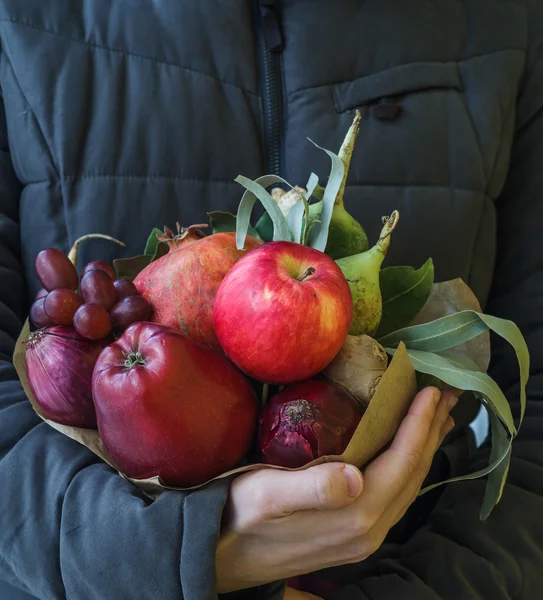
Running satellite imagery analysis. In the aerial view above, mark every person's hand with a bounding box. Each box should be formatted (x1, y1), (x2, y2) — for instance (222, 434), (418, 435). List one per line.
(283, 587), (323, 600)
(215, 386), (456, 593)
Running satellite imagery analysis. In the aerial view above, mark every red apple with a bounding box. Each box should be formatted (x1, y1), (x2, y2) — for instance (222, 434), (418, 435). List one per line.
(92, 322), (258, 487)
(213, 241), (352, 384)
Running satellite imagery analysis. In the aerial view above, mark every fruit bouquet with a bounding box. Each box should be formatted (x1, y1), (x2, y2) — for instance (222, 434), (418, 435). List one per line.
(13, 113), (528, 520)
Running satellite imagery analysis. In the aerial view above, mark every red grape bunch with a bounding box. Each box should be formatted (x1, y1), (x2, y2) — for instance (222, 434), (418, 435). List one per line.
(31, 249), (152, 340)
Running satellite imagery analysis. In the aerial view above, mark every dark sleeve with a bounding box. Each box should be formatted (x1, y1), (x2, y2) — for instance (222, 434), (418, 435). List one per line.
(328, 9), (543, 600)
(0, 94), (263, 600)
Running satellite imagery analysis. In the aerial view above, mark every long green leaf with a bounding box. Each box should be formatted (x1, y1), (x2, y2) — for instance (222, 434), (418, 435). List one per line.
(288, 201), (306, 244)
(378, 310), (487, 351)
(388, 348), (515, 434)
(376, 259), (435, 337)
(208, 211), (260, 238)
(438, 350), (482, 372)
(300, 173), (320, 245)
(480, 404), (512, 520)
(235, 175), (292, 249)
(420, 408), (512, 503)
(379, 310), (528, 428)
(306, 139), (344, 252)
(475, 313), (529, 424)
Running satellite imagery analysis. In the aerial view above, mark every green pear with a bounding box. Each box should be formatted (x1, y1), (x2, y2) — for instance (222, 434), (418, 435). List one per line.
(336, 211), (400, 336)
(309, 111), (369, 259)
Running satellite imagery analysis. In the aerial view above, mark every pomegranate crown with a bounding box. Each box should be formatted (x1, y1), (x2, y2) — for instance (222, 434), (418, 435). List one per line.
(156, 222), (208, 249)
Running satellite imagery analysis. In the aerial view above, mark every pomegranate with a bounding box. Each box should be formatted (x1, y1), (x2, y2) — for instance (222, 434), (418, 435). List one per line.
(92, 322), (259, 487)
(133, 226), (261, 350)
(259, 379), (363, 468)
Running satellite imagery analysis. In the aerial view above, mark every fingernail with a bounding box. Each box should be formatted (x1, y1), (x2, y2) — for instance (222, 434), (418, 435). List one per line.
(343, 465), (363, 498)
(432, 388), (442, 404)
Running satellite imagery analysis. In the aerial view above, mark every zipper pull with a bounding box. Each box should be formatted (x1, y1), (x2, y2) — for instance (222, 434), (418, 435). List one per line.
(259, 0), (284, 52)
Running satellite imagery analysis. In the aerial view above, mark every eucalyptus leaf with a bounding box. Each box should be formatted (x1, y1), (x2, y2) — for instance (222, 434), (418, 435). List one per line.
(376, 259), (435, 337)
(306, 139), (345, 252)
(392, 347), (515, 518)
(378, 310), (487, 351)
(480, 405), (512, 520)
(288, 200), (306, 244)
(438, 350), (482, 372)
(387, 347), (515, 434)
(416, 372), (444, 390)
(208, 211), (260, 238)
(419, 406), (512, 503)
(144, 228), (163, 257)
(379, 310), (528, 427)
(305, 172), (320, 200)
(235, 175), (292, 249)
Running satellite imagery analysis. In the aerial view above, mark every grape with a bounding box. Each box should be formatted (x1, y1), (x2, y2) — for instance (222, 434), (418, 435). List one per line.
(80, 270), (117, 311)
(44, 289), (84, 326)
(113, 278), (138, 301)
(111, 296), (153, 331)
(35, 288), (48, 301)
(30, 298), (55, 328)
(73, 303), (112, 340)
(81, 260), (116, 281)
(35, 248), (78, 291)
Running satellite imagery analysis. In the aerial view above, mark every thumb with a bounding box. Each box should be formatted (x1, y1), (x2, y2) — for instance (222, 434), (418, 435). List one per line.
(249, 463), (363, 518)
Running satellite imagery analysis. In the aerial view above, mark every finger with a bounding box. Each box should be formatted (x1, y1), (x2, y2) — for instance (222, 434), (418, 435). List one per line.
(381, 393), (458, 530)
(230, 462), (363, 525)
(359, 387), (441, 507)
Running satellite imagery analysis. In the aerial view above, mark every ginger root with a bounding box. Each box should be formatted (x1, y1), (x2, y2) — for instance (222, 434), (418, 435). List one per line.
(323, 335), (388, 408)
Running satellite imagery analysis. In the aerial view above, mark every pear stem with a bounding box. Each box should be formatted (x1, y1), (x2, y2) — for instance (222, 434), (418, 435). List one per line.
(336, 110), (362, 207)
(374, 210), (400, 258)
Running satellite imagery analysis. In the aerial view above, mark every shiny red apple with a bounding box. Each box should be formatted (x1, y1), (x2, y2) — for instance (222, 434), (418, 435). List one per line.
(92, 322), (258, 487)
(213, 241), (352, 384)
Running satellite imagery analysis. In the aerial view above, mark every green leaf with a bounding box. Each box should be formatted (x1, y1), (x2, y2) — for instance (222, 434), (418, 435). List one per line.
(393, 347), (515, 434)
(378, 310), (488, 352)
(235, 175), (293, 250)
(305, 173), (320, 200)
(144, 228), (163, 257)
(416, 372), (444, 391)
(387, 346), (515, 518)
(419, 405), (512, 512)
(113, 254), (151, 281)
(306, 139), (345, 252)
(255, 213), (274, 242)
(379, 310), (529, 427)
(208, 211), (260, 239)
(288, 200), (306, 244)
(480, 406), (512, 520)
(380, 309), (529, 518)
(376, 259), (435, 337)
(438, 350), (482, 372)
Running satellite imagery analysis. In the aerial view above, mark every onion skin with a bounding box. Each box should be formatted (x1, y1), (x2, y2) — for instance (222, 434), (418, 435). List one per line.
(25, 326), (111, 428)
(258, 380), (364, 468)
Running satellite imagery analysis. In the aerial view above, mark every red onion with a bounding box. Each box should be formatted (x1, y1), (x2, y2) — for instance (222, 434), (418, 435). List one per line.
(258, 380), (364, 468)
(25, 326), (111, 428)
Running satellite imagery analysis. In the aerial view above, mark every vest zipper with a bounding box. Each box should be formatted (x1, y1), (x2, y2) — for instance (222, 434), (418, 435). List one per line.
(257, 0), (284, 176)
